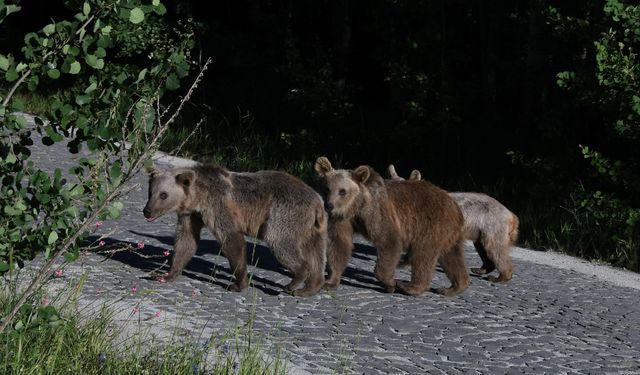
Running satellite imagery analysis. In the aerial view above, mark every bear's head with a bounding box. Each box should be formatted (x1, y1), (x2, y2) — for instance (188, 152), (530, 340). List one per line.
(143, 165), (196, 221)
(315, 156), (376, 220)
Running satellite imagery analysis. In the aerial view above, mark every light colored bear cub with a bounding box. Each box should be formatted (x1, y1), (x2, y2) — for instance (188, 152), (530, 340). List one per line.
(143, 163), (327, 296)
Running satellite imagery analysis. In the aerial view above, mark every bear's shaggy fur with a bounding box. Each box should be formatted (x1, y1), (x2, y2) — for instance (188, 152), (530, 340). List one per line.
(316, 157), (469, 296)
(388, 164), (519, 282)
(143, 164), (327, 296)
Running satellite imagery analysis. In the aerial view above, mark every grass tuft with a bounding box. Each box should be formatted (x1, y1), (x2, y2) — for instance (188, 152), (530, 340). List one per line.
(0, 284), (286, 374)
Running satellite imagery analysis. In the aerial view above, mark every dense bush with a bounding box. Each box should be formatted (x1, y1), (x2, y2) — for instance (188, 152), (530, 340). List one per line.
(0, 0), (195, 272)
(542, 0), (640, 269)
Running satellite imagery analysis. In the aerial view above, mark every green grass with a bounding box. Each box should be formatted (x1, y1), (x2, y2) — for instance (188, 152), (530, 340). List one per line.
(0, 283), (286, 375)
(1, 87), (52, 114)
(160, 113), (320, 182)
(515, 199), (639, 271)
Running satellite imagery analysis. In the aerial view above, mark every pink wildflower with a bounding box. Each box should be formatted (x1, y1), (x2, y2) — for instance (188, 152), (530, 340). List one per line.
(98, 240), (106, 246)
(157, 276), (166, 283)
(54, 269), (63, 278)
(136, 241), (145, 250)
(155, 311), (161, 318)
(131, 286), (138, 294)
(163, 249), (171, 257)
(95, 221), (103, 228)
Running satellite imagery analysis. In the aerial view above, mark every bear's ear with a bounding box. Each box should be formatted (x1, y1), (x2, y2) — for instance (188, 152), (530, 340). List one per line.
(315, 156), (333, 176)
(387, 164), (400, 180)
(175, 170), (196, 188)
(409, 169), (422, 181)
(352, 166), (370, 184)
(144, 162), (159, 177)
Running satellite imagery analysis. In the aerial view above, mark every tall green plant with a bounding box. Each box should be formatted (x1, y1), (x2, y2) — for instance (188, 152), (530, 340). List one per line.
(553, 0), (640, 270)
(0, 0), (201, 331)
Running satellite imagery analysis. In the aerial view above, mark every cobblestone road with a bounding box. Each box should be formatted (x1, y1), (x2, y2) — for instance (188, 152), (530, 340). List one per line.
(19, 114), (640, 374)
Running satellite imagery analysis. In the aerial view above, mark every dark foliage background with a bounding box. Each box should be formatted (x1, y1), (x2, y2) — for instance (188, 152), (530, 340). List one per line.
(3, 0), (639, 270)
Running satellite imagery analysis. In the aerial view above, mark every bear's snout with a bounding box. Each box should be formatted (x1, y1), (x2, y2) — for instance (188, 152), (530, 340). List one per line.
(143, 205), (152, 218)
(324, 201), (334, 212)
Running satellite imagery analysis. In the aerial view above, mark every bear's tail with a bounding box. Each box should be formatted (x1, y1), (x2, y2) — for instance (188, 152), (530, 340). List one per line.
(314, 202), (327, 232)
(508, 212), (519, 246)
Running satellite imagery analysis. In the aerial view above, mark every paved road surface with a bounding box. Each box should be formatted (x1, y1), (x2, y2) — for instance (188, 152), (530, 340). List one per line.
(17, 114), (640, 374)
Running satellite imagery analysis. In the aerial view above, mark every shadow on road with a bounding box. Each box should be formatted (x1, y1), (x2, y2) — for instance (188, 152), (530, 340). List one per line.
(87, 232), (386, 296)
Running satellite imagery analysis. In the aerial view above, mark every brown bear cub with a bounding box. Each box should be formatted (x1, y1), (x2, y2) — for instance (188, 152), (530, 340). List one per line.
(143, 164), (327, 296)
(388, 165), (519, 282)
(315, 157), (469, 296)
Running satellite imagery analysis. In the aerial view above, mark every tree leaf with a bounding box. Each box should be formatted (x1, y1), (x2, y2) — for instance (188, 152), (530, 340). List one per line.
(5, 4), (21, 17)
(83, 2), (90, 16)
(75, 94), (91, 105)
(110, 161), (122, 178)
(129, 8), (144, 24)
(47, 69), (61, 79)
(15, 62), (27, 72)
(85, 54), (97, 67)
(84, 82), (97, 94)
(47, 231), (58, 245)
(95, 47), (106, 58)
(64, 251), (78, 262)
(0, 54), (9, 71)
(43, 23), (55, 36)
(6, 67), (18, 81)
(69, 61), (81, 74)
(165, 73), (179, 90)
(135, 68), (147, 83)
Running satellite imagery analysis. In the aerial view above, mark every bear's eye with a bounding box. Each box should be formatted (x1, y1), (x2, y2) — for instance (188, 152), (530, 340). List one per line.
(338, 189), (346, 196)
(160, 192), (168, 200)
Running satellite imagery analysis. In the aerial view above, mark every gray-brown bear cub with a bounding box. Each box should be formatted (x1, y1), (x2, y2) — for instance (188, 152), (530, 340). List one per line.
(388, 165), (519, 282)
(143, 164), (327, 296)
(315, 157), (469, 296)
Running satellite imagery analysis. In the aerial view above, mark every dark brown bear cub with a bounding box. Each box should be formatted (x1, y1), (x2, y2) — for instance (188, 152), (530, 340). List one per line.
(315, 157), (469, 296)
(388, 164), (519, 282)
(143, 164), (327, 297)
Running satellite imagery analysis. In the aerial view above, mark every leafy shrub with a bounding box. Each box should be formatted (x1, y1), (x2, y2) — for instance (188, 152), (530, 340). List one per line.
(541, 0), (640, 270)
(0, 0), (195, 273)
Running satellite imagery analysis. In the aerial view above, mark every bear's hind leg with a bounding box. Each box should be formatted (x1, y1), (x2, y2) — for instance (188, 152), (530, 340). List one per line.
(284, 263), (309, 294)
(434, 240), (470, 296)
(269, 237), (310, 294)
(293, 231), (326, 297)
(486, 244), (513, 282)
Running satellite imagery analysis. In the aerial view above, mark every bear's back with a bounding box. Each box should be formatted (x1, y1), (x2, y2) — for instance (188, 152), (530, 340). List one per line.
(232, 170), (321, 207)
(385, 179), (463, 236)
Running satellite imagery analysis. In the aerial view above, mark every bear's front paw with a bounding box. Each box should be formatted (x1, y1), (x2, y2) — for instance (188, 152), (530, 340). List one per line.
(323, 279), (340, 290)
(382, 282), (396, 294)
(229, 283), (245, 292)
(396, 281), (424, 296)
(470, 267), (488, 275)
